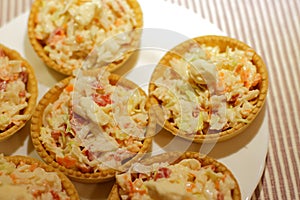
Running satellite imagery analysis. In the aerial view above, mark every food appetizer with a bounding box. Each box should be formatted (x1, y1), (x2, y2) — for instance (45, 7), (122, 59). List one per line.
(0, 44), (37, 141)
(28, 0), (143, 75)
(0, 154), (79, 199)
(31, 68), (154, 183)
(148, 35), (268, 143)
(109, 152), (241, 200)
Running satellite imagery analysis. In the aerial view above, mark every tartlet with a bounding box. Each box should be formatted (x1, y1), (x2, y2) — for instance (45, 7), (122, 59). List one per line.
(108, 151), (241, 200)
(0, 44), (38, 141)
(148, 35), (268, 143)
(31, 68), (154, 183)
(28, 0), (143, 75)
(0, 154), (79, 199)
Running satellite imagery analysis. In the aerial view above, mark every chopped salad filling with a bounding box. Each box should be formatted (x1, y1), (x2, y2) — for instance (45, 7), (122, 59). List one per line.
(34, 0), (139, 71)
(0, 49), (30, 132)
(116, 158), (236, 200)
(40, 69), (148, 172)
(0, 154), (70, 200)
(151, 45), (262, 135)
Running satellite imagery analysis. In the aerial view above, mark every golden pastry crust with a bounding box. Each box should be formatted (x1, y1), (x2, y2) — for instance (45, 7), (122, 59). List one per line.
(148, 35), (268, 143)
(0, 43), (38, 141)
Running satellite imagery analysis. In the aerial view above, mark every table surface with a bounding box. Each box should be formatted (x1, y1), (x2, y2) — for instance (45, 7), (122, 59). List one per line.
(0, 0), (299, 199)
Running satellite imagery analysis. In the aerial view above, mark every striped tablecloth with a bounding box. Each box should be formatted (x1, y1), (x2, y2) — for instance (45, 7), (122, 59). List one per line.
(0, 0), (299, 199)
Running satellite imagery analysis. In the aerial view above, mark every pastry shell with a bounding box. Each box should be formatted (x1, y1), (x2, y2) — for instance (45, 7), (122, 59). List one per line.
(30, 72), (154, 183)
(148, 35), (268, 143)
(0, 44), (38, 141)
(27, 0), (143, 75)
(108, 151), (241, 200)
(2, 155), (80, 199)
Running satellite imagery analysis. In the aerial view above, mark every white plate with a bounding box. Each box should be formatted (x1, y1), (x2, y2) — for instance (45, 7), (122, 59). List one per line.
(0, 0), (268, 199)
